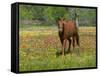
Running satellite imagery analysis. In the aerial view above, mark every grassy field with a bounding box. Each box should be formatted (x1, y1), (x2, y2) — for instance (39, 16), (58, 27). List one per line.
(19, 26), (96, 72)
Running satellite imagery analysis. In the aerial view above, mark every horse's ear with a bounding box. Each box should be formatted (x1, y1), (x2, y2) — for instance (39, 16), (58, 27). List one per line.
(63, 17), (66, 20)
(56, 18), (59, 22)
(62, 18), (65, 21)
(56, 17), (60, 22)
(56, 17), (60, 25)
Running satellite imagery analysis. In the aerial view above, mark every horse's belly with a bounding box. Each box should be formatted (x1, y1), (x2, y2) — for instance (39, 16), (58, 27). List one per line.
(65, 31), (75, 39)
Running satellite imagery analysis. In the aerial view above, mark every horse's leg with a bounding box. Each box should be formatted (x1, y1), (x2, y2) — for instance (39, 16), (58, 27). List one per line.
(76, 33), (79, 46)
(56, 36), (63, 56)
(62, 39), (66, 55)
(76, 33), (80, 55)
(59, 32), (63, 45)
(67, 38), (71, 53)
(73, 36), (75, 50)
(60, 37), (63, 46)
(64, 39), (67, 53)
(59, 37), (63, 54)
(60, 38), (67, 52)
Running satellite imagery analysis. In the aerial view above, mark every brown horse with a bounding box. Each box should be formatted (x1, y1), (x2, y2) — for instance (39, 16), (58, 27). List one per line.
(57, 18), (79, 55)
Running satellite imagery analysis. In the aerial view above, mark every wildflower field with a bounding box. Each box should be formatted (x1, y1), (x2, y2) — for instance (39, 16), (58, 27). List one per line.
(19, 26), (96, 72)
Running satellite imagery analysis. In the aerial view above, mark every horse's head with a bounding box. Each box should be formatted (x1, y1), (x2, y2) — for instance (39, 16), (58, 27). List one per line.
(57, 18), (65, 32)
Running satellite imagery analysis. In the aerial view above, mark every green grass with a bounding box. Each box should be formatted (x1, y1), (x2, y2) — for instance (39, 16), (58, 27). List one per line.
(19, 26), (96, 72)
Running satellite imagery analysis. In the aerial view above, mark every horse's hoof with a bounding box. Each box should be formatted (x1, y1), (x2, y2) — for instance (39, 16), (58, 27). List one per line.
(56, 51), (62, 57)
(66, 51), (71, 54)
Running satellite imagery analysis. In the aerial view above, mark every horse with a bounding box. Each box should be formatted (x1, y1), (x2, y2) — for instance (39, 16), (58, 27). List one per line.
(57, 18), (79, 55)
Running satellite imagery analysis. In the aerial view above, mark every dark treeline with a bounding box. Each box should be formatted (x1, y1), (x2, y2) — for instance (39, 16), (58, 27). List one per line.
(19, 5), (96, 27)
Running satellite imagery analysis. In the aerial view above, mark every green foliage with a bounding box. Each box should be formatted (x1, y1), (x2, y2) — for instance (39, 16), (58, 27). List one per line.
(19, 5), (33, 19)
(19, 5), (96, 26)
(44, 7), (68, 20)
